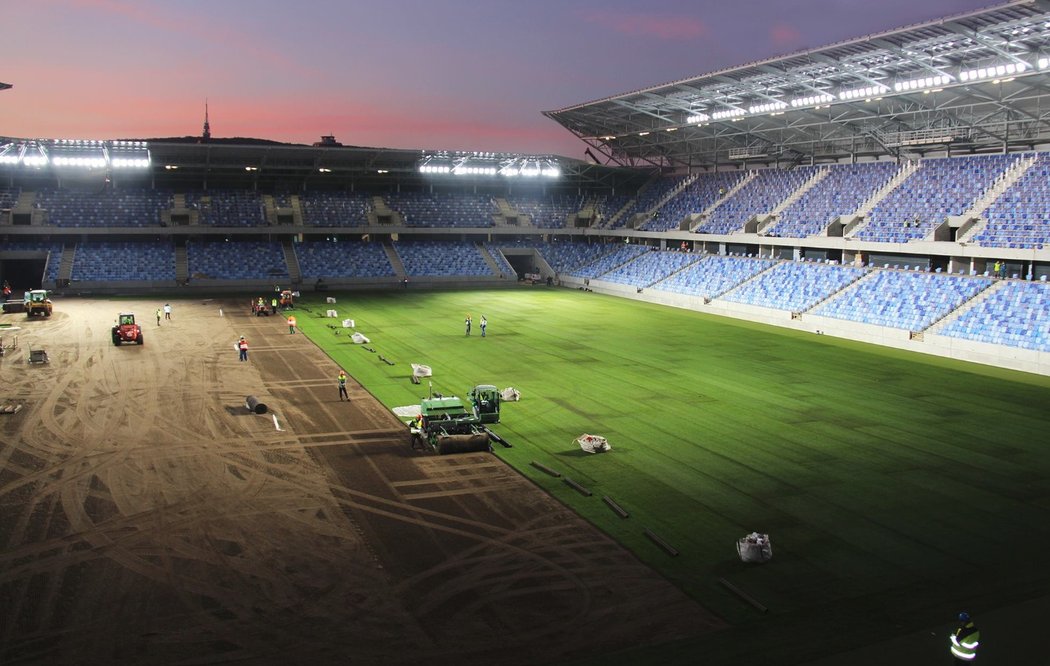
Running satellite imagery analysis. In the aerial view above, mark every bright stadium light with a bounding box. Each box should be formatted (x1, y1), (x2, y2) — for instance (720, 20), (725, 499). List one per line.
(685, 113), (709, 124)
(893, 74), (952, 92)
(838, 84), (890, 100)
(959, 62), (1028, 82)
(748, 101), (787, 114)
(712, 107), (746, 120)
(790, 93), (835, 108)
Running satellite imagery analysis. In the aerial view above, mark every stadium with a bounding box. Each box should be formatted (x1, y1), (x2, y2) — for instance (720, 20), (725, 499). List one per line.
(2, 1), (1050, 664)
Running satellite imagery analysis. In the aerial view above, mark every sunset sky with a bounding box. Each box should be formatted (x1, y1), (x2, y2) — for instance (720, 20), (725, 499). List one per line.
(2, 0), (993, 159)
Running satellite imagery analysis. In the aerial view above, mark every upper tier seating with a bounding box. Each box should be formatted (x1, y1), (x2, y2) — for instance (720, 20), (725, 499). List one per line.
(187, 240), (288, 280)
(974, 154), (1050, 249)
(611, 176), (689, 229)
(0, 187), (20, 210)
(653, 255), (777, 298)
(70, 241), (176, 282)
(594, 194), (633, 226)
(722, 260), (867, 312)
(643, 171), (746, 232)
(300, 191), (371, 227)
(36, 188), (171, 227)
(938, 281), (1050, 352)
(294, 241), (395, 279)
(394, 240), (494, 277)
(812, 269), (992, 330)
(387, 192), (495, 227)
(766, 162), (898, 238)
(504, 194), (585, 228)
(695, 167), (818, 235)
(855, 154), (1017, 243)
(186, 191), (266, 227)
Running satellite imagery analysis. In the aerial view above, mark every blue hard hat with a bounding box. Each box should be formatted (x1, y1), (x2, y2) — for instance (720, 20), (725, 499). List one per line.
(958, 612), (971, 622)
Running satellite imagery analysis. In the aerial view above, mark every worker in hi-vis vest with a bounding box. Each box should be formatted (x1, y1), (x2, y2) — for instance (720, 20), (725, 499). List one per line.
(950, 612), (980, 663)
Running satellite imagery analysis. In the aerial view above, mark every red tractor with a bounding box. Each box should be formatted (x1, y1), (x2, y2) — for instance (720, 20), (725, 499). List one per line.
(112, 313), (144, 345)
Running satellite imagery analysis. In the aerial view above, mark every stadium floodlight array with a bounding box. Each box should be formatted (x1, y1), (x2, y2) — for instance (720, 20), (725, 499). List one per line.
(686, 113), (710, 124)
(748, 101), (788, 114)
(959, 62), (1028, 82)
(790, 94), (834, 108)
(838, 84), (890, 100)
(712, 108), (746, 120)
(894, 74), (953, 92)
(419, 153), (559, 178)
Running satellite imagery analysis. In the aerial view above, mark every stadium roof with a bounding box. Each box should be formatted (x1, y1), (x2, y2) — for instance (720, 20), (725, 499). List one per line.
(0, 137), (649, 191)
(545, 0), (1050, 169)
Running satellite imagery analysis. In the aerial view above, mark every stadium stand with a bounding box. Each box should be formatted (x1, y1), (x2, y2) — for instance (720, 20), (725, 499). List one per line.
(973, 154), (1050, 249)
(294, 240), (395, 279)
(855, 154), (1018, 243)
(185, 191), (266, 227)
(593, 193), (633, 226)
(722, 260), (868, 312)
(492, 239), (618, 275)
(69, 241), (176, 282)
(612, 175), (689, 229)
(483, 243), (518, 277)
(600, 249), (701, 287)
(386, 192), (495, 227)
(187, 240), (288, 280)
(695, 166), (818, 235)
(394, 240), (495, 277)
(765, 162), (898, 238)
(812, 269), (993, 330)
(300, 191), (371, 227)
(568, 244), (651, 279)
(504, 194), (585, 228)
(938, 280), (1050, 352)
(652, 254), (777, 299)
(0, 187), (20, 210)
(643, 171), (746, 232)
(35, 188), (171, 227)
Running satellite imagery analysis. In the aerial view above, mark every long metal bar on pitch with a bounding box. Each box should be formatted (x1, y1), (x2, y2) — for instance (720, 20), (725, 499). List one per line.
(530, 461), (561, 477)
(717, 577), (769, 613)
(602, 495), (629, 518)
(562, 476), (592, 496)
(643, 528), (679, 556)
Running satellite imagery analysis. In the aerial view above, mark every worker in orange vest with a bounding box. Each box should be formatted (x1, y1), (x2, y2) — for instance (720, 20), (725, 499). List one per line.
(287, 314), (297, 334)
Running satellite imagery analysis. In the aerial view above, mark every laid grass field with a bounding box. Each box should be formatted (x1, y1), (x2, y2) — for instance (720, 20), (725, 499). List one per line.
(296, 286), (1050, 663)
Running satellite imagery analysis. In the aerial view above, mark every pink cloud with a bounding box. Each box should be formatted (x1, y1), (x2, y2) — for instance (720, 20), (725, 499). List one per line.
(770, 23), (803, 46)
(580, 10), (708, 40)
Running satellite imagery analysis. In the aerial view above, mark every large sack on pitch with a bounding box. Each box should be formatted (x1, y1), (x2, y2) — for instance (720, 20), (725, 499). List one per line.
(351, 332), (370, 344)
(411, 364), (432, 378)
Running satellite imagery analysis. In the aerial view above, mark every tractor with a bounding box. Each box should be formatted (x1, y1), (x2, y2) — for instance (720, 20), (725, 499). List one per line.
(24, 290), (53, 317)
(469, 384), (501, 424)
(410, 395), (491, 454)
(112, 313), (144, 345)
(279, 289), (295, 309)
(251, 298), (271, 316)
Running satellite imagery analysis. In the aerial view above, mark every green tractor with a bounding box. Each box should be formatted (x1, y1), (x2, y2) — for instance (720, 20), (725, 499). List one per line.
(24, 290), (53, 317)
(410, 395), (491, 455)
(469, 384), (501, 424)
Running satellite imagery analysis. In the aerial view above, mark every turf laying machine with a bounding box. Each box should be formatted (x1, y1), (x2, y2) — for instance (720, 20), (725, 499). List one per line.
(410, 395), (492, 454)
(24, 290), (53, 317)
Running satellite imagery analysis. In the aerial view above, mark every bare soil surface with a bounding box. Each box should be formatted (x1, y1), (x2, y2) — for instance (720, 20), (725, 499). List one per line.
(0, 298), (724, 665)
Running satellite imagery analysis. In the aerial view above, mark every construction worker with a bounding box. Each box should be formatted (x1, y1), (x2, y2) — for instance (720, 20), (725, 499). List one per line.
(270, 296), (278, 315)
(155, 308), (162, 326)
(237, 336), (248, 362)
(464, 313), (472, 336)
(337, 371), (349, 401)
(163, 303), (172, 320)
(287, 314), (297, 334)
(950, 612), (980, 663)
(480, 315), (487, 337)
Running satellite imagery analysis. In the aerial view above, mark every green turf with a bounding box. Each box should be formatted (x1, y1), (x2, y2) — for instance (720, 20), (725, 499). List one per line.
(294, 287), (1050, 663)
